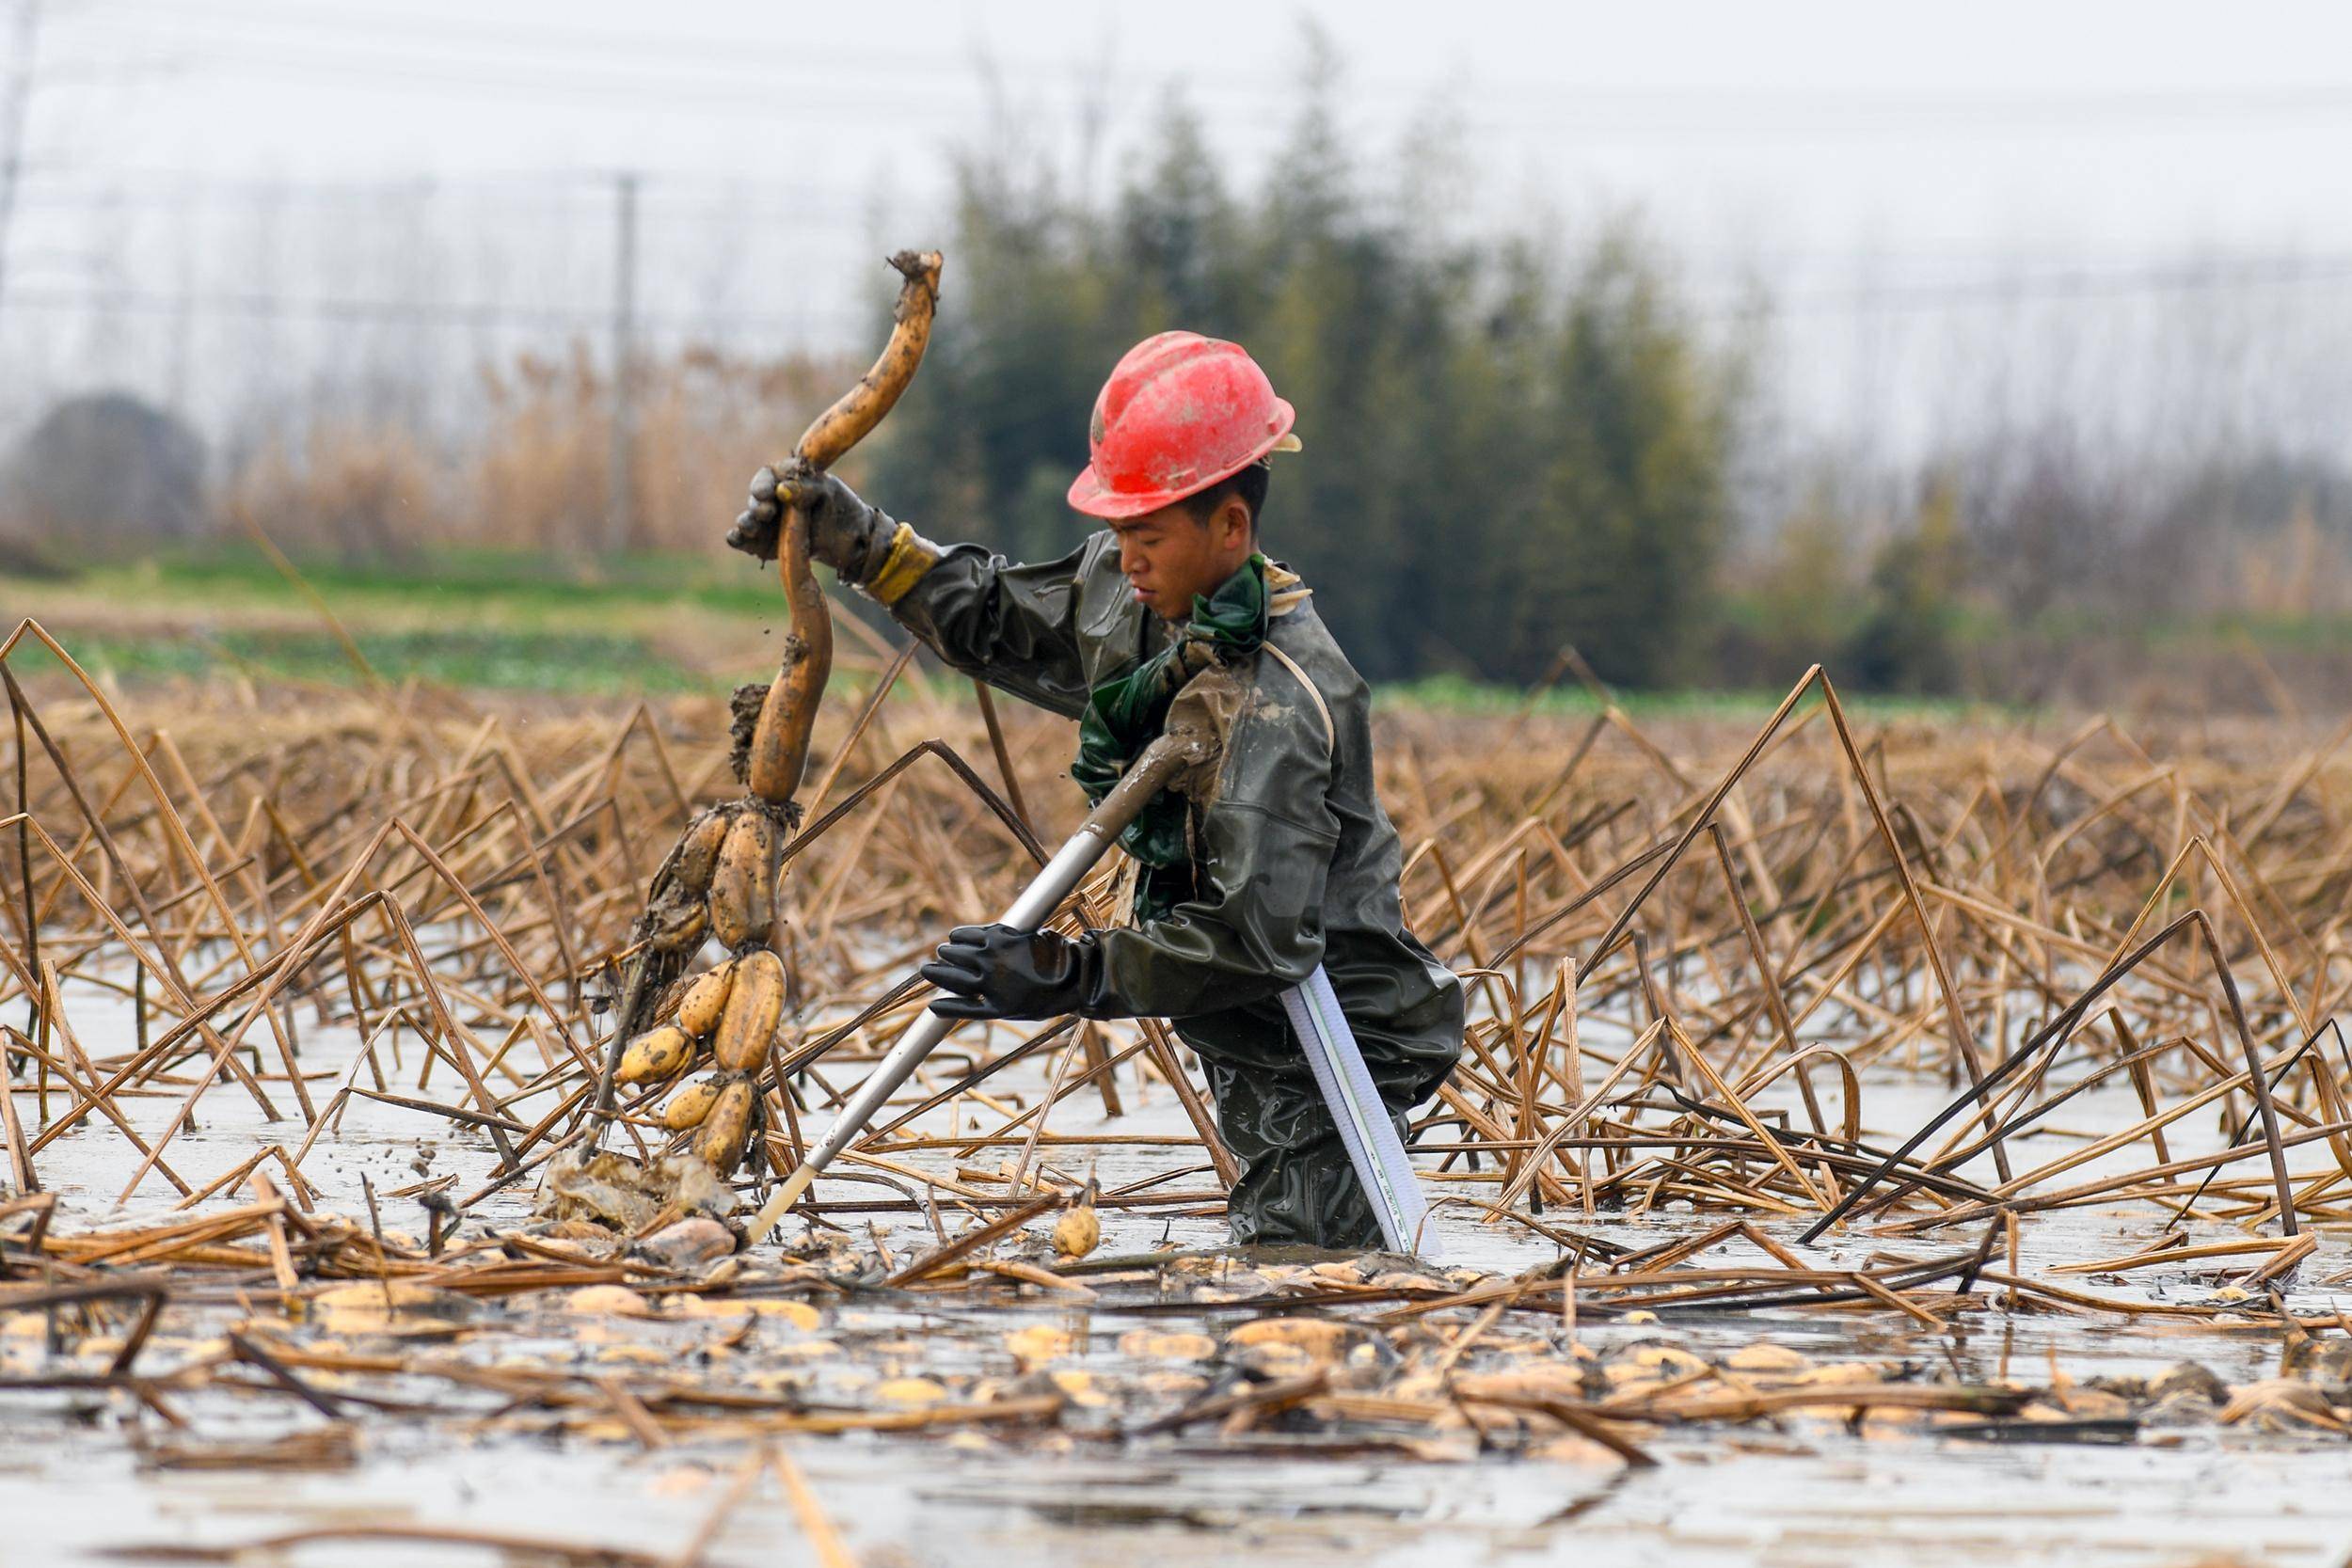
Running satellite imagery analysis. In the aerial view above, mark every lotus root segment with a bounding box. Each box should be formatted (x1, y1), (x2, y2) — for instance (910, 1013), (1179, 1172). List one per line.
(646, 888), (707, 955)
(712, 949), (787, 1072)
(794, 250), (944, 469)
(692, 1074), (759, 1174)
(710, 811), (780, 951)
(1053, 1203), (1102, 1260)
(665, 806), (733, 899)
(662, 1079), (723, 1132)
(675, 959), (737, 1038)
(747, 651), (824, 809)
(616, 1022), (694, 1085)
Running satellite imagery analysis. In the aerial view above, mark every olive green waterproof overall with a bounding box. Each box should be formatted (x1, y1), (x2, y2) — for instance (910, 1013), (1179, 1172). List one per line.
(885, 532), (1465, 1248)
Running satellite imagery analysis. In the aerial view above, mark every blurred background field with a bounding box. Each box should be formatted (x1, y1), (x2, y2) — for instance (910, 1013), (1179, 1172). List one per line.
(6, 2), (2352, 713)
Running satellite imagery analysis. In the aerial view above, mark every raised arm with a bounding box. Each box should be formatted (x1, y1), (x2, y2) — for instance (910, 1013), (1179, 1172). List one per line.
(882, 538), (1098, 720)
(728, 468), (1097, 720)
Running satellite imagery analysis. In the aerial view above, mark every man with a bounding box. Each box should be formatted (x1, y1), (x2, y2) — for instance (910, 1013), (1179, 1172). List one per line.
(728, 330), (1462, 1249)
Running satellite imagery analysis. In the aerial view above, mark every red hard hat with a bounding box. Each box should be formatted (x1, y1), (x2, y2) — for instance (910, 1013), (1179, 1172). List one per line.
(1067, 331), (1299, 519)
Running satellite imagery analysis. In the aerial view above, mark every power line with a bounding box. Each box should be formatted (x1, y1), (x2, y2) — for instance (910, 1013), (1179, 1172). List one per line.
(12, 166), (869, 198)
(1733, 256), (2352, 320)
(69, 0), (1017, 85)
(114, 54), (2352, 140)
(14, 156), (2350, 283)
(8, 179), (885, 225)
(9, 166), (2349, 288)
(15, 251), (2352, 344)
(40, 14), (1044, 122)
(0, 283), (867, 336)
(43, 7), (2352, 141)
(64, 0), (2352, 130)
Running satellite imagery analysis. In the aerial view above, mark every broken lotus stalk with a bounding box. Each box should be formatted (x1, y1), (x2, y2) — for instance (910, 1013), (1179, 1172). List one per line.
(593, 251), (945, 1187)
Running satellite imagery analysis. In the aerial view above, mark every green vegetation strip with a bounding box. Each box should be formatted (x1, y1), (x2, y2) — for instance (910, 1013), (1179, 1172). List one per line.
(6, 626), (714, 697)
(13, 544), (2336, 711)
(88, 544), (789, 622)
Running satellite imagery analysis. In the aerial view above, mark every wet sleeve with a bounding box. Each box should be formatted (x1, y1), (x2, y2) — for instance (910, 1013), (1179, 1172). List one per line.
(1094, 684), (1338, 1018)
(885, 538), (1097, 720)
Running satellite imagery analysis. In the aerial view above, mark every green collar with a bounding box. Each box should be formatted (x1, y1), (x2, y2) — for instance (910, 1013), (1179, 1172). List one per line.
(1071, 554), (1269, 886)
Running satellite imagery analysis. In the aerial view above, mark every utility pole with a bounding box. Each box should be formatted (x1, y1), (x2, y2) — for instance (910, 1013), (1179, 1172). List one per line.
(607, 170), (639, 556)
(0, 0), (42, 328)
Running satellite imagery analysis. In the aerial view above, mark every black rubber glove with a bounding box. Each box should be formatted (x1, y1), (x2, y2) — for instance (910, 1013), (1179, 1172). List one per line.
(919, 925), (1122, 1021)
(727, 467), (892, 578)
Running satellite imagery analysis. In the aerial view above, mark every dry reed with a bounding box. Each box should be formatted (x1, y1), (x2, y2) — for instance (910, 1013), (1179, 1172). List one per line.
(8, 614), (2352, 1507)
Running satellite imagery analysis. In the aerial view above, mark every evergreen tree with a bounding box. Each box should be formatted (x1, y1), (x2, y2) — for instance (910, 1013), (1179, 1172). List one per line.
(865, 42), (1745, 689)
(1845, 475), (1967, 695)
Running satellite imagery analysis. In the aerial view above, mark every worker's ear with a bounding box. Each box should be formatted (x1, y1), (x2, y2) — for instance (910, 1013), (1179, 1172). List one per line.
(1216, 494), (1253, 551)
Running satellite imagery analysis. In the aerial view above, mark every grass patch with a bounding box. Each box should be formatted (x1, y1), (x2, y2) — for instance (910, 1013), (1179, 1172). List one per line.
(28, 544), (2342, 712)
(1374, 673), (2013, 723)
(86, 544), (792, 626)
(8, 626), (719, 697)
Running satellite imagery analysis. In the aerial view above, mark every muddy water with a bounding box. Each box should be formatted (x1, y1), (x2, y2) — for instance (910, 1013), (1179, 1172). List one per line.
(6, 978), (2351, 1567)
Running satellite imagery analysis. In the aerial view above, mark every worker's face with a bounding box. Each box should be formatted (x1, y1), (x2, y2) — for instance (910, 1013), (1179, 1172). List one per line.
(1108, 496), (1254, 621)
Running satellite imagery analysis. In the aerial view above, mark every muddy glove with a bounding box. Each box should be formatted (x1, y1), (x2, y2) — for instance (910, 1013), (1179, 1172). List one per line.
(919, 925), (1124, 1021)
(729, 467), (945, 605)
(727, 467), (890, 575)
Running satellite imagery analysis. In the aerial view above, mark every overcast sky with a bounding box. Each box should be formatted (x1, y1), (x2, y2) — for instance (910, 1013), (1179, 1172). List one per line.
(26, 1), (2352, 249)
(9, 0), (2352, 462)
